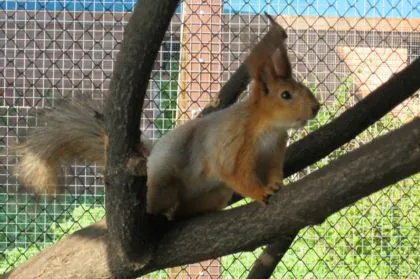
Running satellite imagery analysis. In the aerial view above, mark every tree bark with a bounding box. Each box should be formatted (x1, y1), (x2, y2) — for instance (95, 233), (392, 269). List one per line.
(4, 118), (419, 279)
(102, 0), (180, 276)
(144, 118), (420, 274)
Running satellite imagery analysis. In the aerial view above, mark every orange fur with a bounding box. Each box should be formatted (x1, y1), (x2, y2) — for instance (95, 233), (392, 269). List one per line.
(212, 32), (320, 203)
(146, 18), (320, 219)
(200, 160), (210, 177)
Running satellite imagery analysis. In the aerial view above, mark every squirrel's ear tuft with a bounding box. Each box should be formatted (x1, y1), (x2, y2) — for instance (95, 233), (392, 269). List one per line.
(272, 46), (292, 79)
(257, 66), (271, 95)
(265, 13), (288, 40)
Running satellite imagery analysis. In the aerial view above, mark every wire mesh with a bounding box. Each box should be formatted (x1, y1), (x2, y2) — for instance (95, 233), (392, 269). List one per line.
(0, 0), (419, 278)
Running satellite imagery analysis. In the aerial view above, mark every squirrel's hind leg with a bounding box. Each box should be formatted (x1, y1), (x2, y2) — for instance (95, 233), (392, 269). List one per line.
(173, 186), (233, 219)
(146, 175), (181, 219)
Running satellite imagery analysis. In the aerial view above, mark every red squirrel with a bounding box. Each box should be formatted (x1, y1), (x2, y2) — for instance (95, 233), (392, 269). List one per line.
(14, 16), (319, 220)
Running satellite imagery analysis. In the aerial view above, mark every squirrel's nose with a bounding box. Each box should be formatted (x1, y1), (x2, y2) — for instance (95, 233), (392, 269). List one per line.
(311, 104), (320, 116)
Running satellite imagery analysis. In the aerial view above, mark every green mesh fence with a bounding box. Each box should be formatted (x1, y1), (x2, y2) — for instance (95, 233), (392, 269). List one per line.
(0, 0), (419, 277)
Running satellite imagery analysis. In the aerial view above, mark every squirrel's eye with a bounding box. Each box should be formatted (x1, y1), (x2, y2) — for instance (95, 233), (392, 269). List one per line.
(281, 91), (292, 100)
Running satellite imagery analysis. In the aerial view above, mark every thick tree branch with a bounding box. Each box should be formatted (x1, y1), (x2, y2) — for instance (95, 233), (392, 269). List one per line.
(5, 118), (419, 279)
(102, 0), (180, 275)
(141, 118), (419, 274)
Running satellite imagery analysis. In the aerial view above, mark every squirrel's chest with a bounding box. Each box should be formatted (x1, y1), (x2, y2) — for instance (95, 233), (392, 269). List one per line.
(256, 130), (288, 157)
(254, 130), (288, 181)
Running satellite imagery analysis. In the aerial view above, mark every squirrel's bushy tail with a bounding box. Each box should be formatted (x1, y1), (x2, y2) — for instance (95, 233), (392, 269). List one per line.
(13, 101), (107, 195)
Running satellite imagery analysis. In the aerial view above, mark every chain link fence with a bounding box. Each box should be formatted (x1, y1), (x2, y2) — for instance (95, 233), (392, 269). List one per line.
(1, 0), (419, 278)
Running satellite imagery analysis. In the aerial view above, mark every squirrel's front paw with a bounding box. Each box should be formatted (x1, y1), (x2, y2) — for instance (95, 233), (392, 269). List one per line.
(268, 180), (283, 192)
(250, 184), (282, 205)
(262, 182), (283, 204)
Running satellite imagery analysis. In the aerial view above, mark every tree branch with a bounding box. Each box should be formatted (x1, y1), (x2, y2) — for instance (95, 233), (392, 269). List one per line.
(5, 118), (419, 279)
(198, 16), (287, 116)
(246, 58), (420, 279)
(142, 118), (419, 274)
(247, 231), (298, 279)
(284, 57), (420, 177)
(198, 63), (249, 116)
(102, 0), (180, 275)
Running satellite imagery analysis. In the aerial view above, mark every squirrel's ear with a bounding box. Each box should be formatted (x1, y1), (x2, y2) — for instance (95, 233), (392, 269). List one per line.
(257, 66), (271, 95)
(272, 46), (292, 79)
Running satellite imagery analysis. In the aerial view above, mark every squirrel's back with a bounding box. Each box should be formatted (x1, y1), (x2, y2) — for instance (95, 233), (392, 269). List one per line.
(147, 101), (248, 191)
(145, 102), (249, 216)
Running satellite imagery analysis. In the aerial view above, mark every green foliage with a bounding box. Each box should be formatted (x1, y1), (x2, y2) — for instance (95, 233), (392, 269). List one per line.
(0, 204), (105, 274)
(153, 64), (180, 136)
(0, 193), (105, 250)
(222, 178), (419, 278)
(0, 245), (40, 274)
(49, 204), (105, 241)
